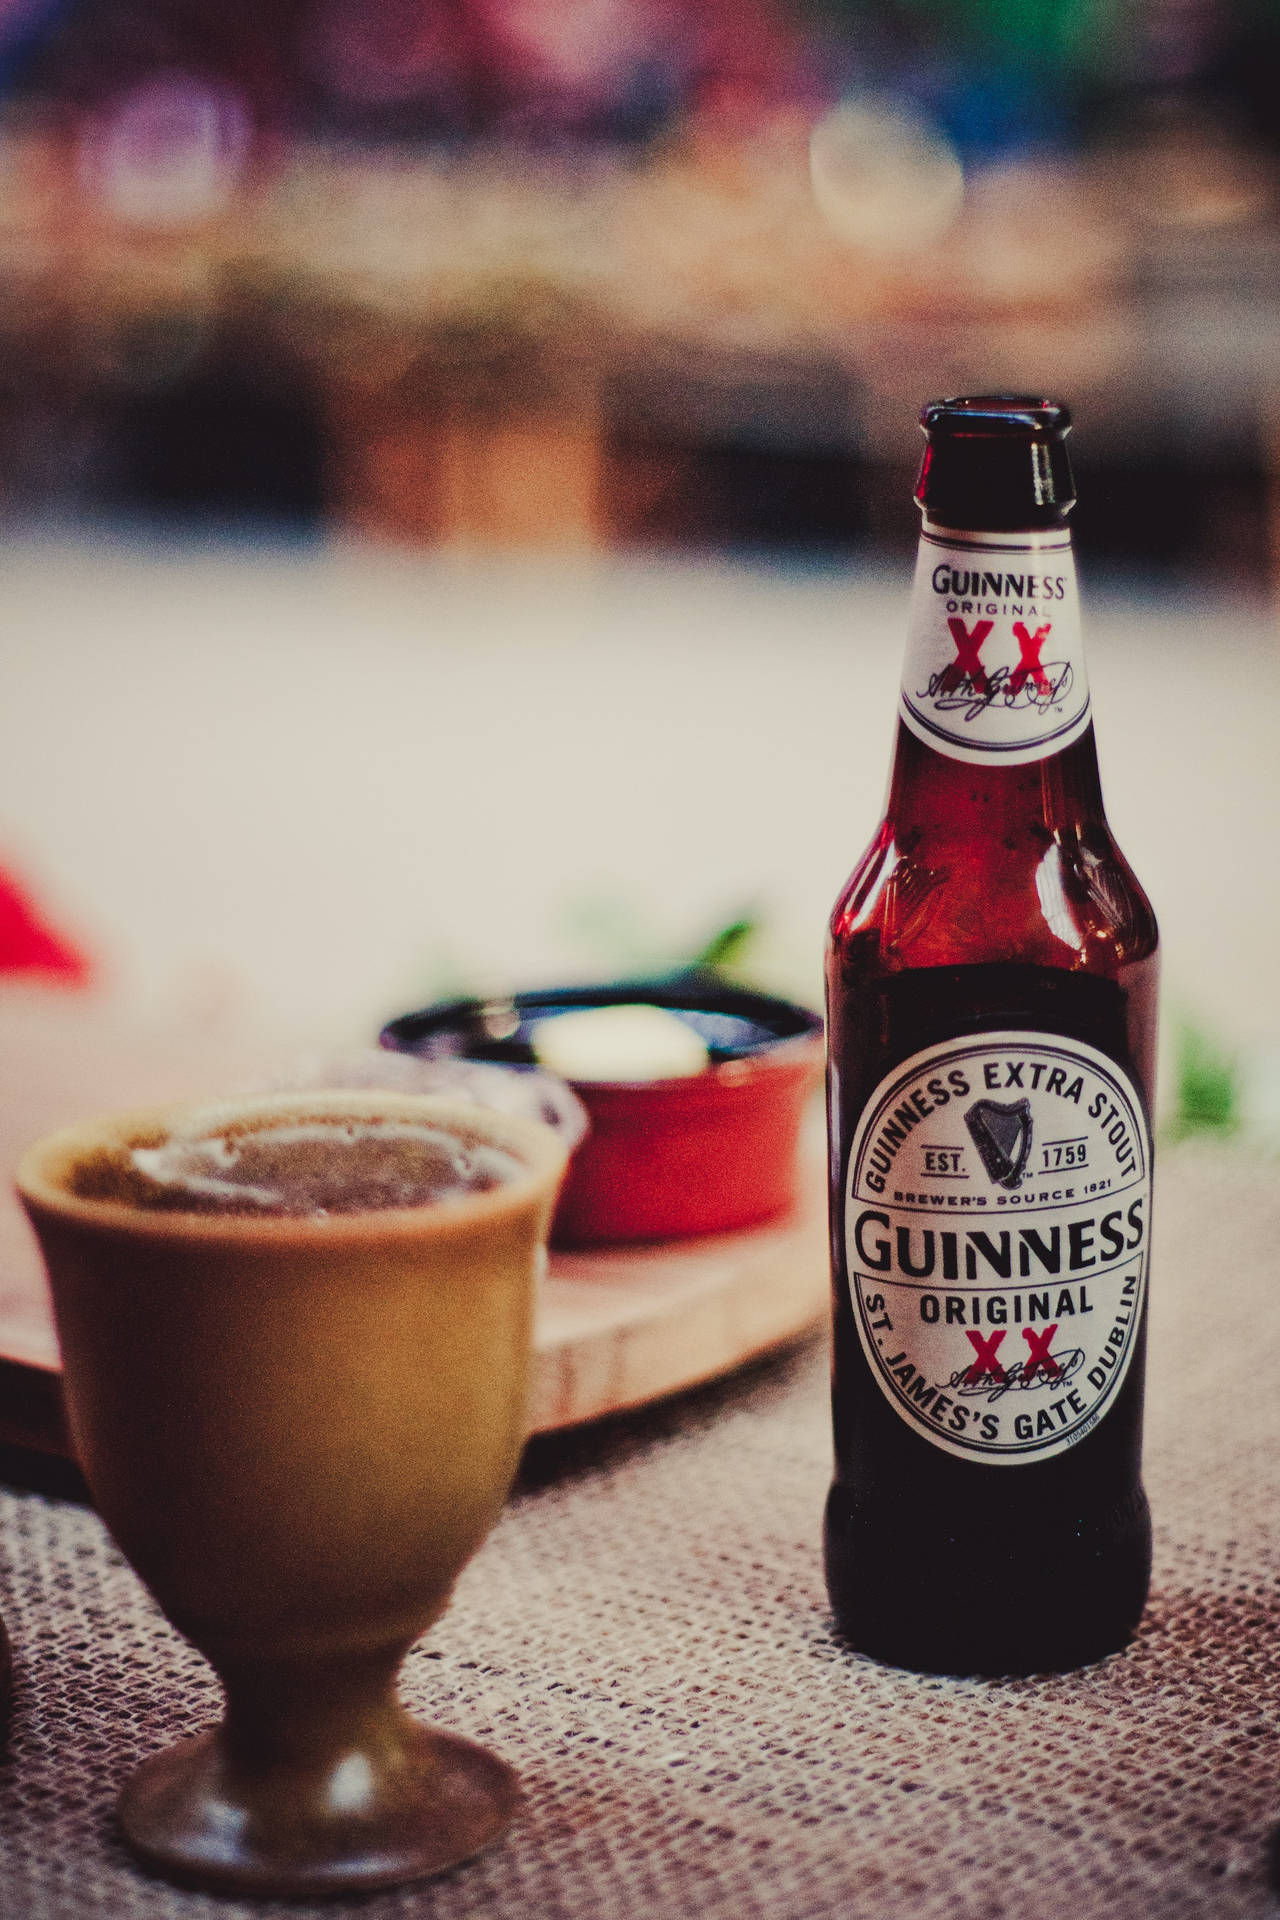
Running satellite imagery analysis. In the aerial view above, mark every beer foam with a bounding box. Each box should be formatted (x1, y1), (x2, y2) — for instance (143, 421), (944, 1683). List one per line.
(70, 1113), (526, 1218)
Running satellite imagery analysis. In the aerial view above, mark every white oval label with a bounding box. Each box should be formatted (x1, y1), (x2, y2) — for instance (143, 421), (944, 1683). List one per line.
(899, 525), (1091, 766)
(844, 1031), (1151, 1464)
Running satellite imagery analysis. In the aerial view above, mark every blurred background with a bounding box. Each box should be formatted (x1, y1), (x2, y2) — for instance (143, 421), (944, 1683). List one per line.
(0, 0), (1277, 1138)
(0, 0), (1272, 567)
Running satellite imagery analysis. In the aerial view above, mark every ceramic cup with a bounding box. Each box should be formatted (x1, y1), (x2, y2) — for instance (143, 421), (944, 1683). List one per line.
(18, 1090), (567, 1897)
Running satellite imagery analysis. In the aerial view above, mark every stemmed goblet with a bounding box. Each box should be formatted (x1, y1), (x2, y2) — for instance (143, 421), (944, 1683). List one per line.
(19, 1090), (565, 1897)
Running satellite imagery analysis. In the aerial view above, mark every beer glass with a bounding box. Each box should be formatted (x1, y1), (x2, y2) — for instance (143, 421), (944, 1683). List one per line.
(18, 1091), (566, 1896)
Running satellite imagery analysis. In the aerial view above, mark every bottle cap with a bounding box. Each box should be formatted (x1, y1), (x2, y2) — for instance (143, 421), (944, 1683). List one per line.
(915, 395), (1076, 530)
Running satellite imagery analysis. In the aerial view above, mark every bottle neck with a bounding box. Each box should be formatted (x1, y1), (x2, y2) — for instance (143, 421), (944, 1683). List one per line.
(885, 714), (1106, 840)
(892, 515), (1096, 820)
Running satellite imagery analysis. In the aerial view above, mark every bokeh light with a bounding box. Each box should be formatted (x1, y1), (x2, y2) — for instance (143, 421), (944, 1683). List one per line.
(77, 71), (252, 229)
(809, 97), (964, 256)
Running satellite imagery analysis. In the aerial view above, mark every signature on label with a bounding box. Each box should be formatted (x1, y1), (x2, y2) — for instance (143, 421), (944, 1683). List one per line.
(945, 1346), (1087, 1404)
(921, 661), (1074, 722)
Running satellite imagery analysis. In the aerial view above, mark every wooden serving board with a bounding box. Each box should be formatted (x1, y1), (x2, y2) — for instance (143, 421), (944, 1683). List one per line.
(0, 993), (828, 1457)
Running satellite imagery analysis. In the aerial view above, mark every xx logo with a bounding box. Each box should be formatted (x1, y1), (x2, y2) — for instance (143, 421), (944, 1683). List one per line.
(1020, 1324), (1061, 1380)
(964, 1329), (1006, 1384)
(1008, 622), (1053, 697)
(963, 1325), (1062, 1387)
(942, 618), (993, 693)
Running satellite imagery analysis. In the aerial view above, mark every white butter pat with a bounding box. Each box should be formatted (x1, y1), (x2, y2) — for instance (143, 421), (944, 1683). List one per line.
(531, 1005), (709, 1082)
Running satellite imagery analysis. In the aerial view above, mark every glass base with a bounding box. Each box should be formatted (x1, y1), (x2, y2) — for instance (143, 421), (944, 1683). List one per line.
(118, 1716), (519, 1897)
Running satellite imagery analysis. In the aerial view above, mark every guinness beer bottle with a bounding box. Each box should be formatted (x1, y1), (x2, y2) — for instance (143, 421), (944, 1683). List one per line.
(825, 397), (1158, 1674)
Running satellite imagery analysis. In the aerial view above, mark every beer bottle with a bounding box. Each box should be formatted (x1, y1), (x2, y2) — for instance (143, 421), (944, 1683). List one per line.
(824, 397), (1158, 1675)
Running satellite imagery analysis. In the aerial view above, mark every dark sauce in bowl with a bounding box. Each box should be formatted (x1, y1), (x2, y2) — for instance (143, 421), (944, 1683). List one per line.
(381, 975), (823, 1246)
(380, 973), (821, 1081)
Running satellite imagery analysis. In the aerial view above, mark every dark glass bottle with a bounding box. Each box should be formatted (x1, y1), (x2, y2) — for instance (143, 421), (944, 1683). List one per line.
(824, 397), (1158, 1676)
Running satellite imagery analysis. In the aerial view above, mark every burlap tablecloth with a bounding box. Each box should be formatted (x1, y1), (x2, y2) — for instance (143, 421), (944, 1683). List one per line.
(1, 1141), (1278, 1920)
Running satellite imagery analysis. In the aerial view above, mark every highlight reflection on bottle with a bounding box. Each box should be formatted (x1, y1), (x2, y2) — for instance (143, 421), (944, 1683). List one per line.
(824, 397), (1158, 1677)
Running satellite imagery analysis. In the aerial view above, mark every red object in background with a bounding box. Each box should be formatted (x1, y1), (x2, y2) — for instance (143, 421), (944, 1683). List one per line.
(550, 1040), (821, 1247)
(381, 983), (824, 1250)
(0, 867), (92, 984)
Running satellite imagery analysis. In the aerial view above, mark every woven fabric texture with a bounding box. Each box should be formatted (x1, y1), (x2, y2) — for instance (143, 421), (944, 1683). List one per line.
(1, 1142), (1279, 1919)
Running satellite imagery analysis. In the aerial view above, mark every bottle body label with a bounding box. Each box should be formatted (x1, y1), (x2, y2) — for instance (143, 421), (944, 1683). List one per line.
(900, 526), (1090, 766)
(843, 1030), (1150, 1464)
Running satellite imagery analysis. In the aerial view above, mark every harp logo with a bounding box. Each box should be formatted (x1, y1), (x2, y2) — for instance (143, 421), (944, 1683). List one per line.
(964, 1097), (1033, 1189)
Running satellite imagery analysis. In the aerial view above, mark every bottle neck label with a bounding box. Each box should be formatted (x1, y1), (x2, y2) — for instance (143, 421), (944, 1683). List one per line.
(843, 1030), (1150, 1465)
(899, 523), (1090, 767)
